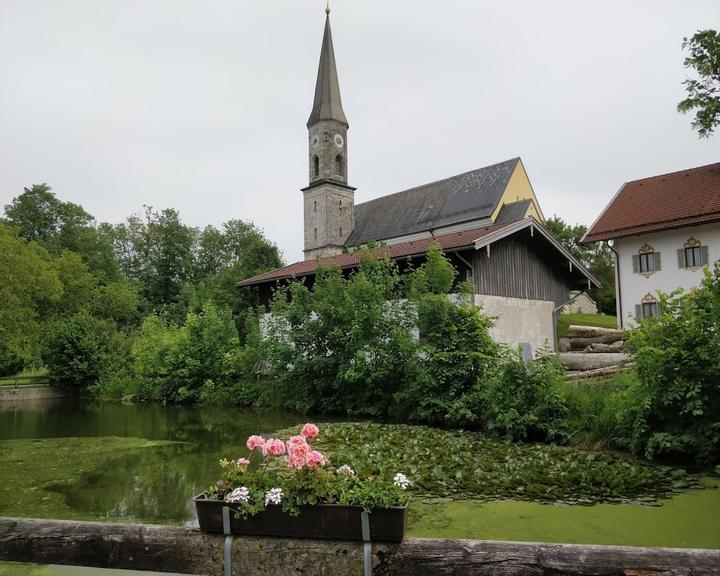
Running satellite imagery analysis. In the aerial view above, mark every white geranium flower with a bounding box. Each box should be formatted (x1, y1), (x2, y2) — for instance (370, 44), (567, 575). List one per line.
(393, 472), (411, 489)
(265, 487), (283, 506)
(227, 486), (250, 503)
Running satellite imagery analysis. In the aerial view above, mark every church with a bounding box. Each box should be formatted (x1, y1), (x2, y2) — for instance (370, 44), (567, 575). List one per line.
(239, 8), (598, 354)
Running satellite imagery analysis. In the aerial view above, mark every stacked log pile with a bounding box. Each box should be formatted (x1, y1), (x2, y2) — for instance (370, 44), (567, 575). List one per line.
(559, 325), (631, 378)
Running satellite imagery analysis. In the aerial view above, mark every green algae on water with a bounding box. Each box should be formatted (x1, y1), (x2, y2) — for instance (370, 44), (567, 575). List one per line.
(0, 437), (181, 520)
(407, 478), (720, 549)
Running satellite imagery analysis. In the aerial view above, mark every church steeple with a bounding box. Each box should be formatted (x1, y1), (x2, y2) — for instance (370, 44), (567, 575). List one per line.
(307, 11), (348, 128)
(302, 8), (355, 261)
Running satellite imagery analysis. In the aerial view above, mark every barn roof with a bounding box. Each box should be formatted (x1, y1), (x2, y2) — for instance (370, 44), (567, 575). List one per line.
(238, 216), (599, 289)
(584, 162), (720, 242)
(239, 220), (518, 287)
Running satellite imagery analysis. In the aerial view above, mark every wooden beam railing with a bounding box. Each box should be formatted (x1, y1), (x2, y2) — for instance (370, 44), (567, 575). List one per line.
(1, 517), (719, 576)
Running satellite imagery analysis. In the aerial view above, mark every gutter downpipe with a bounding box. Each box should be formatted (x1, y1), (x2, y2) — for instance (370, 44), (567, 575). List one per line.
(609, 241), (622, 329)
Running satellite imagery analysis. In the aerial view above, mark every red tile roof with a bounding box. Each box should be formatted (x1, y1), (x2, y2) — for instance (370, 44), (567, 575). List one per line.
(238, 220), (518, 287)
(585, 162), (720, 242)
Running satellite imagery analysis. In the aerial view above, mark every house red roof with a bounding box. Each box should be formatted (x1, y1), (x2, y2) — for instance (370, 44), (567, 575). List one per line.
(584, 162), (720, 242)
(238, 220), (518, 287)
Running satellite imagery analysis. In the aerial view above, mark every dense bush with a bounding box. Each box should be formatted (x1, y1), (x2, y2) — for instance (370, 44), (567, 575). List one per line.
(264, 254), (420, 415)
(624, 264), (720, 464)
(482, 351), (569, 442)
(45, 312), (113, 388)
(116, 302), (242, 401)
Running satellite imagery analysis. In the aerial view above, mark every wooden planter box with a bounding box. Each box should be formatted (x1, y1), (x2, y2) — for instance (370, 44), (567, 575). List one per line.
(193, 493), (407, 542)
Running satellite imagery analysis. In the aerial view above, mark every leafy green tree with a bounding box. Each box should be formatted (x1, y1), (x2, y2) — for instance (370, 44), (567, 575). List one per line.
(4, 184), (119, 281)
(624, 264), (720, 464)
(263, 253), (418, 414)
(45, 312), (113, 388)
(0, 223), (62, 374)
(108, 207), (195, 317)
(3, 184), (62, 243)
(677, 29), (720, 138)
(400, 244), (500, 424)
(544, 215), (616, 314)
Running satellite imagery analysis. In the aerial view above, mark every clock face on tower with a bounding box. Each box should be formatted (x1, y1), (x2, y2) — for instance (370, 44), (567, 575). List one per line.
(334, 134), (344, 148)
(310, 135), (320, 149)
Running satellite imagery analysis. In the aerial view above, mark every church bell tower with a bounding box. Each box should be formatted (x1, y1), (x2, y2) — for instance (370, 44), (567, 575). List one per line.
(303, 5), (355, 260)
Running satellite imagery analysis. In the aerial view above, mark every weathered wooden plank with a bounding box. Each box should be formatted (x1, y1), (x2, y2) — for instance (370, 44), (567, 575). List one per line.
(2, 517), (719, 576)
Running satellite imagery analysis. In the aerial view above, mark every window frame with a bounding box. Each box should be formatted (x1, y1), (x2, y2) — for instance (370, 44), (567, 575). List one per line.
(638, 252), (655, 273)
(641, 301), (658, 318)
(684, 245), (702, 267)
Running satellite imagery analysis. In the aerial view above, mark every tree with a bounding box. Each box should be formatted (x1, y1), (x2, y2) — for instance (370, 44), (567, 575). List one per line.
(677, 29), (720, 138)
(544, 216), (616, 314)
(3, 184), (119, 281)
(0, 223), (62, 374)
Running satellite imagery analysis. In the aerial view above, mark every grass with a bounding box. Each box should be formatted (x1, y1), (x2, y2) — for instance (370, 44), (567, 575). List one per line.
(556, 313), (618, 338)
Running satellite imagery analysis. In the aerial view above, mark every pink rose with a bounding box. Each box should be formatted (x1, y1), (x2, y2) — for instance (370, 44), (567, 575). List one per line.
(246, 435), (265, 452)
(301, 423), (319, 439)
(307, 450), (326, 468)
(262, 438), (286, 457)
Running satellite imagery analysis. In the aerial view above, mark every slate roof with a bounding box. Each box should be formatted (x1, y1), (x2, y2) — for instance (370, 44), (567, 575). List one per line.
(496, 199), (532, 223)
(345, 158), (520, 246)
(238, 219), (519, 287)
(585, 162), (720, 242)
(307, 14), (348, 127)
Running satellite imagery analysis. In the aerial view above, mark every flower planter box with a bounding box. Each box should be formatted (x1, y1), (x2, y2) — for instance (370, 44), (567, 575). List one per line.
(193, 493), (407, 542)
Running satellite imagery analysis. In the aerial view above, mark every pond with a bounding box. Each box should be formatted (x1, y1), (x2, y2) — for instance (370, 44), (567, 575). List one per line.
(1, 398), (718, 548)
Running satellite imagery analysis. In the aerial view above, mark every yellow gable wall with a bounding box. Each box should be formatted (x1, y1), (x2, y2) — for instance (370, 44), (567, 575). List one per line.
(491, 159), (545, 222)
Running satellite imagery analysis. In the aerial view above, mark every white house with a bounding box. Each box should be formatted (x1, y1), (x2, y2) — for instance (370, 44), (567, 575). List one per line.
(583, 162), (720, 329)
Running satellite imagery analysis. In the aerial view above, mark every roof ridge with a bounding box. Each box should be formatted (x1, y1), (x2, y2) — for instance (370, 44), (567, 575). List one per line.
(355, 157), (521, 209)
(625, 161), (720, 185)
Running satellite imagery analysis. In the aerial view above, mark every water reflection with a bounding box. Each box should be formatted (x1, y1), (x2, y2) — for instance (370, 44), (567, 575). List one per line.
(0, 399), (305, 524)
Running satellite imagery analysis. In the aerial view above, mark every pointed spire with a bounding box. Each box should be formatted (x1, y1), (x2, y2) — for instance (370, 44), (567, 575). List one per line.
(307, 10), (348, 127)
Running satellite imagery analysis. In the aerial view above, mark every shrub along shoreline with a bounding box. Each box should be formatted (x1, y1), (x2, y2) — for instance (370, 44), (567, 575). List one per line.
(93, 246), (720, 469)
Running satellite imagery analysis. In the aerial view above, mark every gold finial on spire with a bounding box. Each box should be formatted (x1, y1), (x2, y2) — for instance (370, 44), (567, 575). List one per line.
(325, 2), (331, 15)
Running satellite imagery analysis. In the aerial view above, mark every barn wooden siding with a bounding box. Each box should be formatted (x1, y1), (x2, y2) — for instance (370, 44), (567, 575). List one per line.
(470, 237), (570, 307)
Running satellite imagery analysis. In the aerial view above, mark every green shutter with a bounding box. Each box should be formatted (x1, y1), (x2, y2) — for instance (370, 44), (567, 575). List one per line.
(700, 245), (709, 266)
(632, 255), (640, 273)
(677, 249), (686, 269)
(634, 304), (643, 320)
(654, 252), (661, 271)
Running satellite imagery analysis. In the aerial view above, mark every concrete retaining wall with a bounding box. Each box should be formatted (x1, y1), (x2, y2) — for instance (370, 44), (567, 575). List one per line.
(0, 386), (70, 402)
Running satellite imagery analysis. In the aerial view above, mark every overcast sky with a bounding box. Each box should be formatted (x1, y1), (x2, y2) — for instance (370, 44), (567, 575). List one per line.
(1, 1), (717, 263)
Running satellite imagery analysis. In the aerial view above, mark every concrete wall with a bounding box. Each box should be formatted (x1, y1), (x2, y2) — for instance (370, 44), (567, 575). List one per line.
(614, 222), (720, 328)
(0, 386), (70, 402)
(474, 294), (555, 356)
